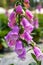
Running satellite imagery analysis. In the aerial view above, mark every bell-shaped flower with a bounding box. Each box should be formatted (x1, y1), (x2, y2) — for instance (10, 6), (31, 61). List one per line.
(20, 17), (34, 33)
(25, 10), (33, 20)
(15, 40), (26, 59)
(8, 11), (16, 29)
(16, 5), (23, 14)
(5, 25), (19, 47)
(18, 48), (26, 60)
(33, 46), (43, 61)
(33, 18), (39, 29)
(20, 31), (33, 43)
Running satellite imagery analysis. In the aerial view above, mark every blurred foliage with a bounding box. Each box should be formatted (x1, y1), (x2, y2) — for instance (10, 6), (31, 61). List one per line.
(0, 14), (10, 38)
(6, 0), (15, 8)
(0, 0), (43, 8)
(32, 14), (43, 43)
(37, 14), (43, 27)
(37, 14), (43, 38)
(0, 0), (7, 8)
(0, 14), (10, 48)
(0, 0), (15, 8)
(32, 28), (41, 43)
(0, 0), (3, 7)
(30, 0), (35, 7)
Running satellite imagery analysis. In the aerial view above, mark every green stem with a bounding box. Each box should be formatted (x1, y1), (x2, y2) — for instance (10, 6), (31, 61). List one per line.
(18, 14), (20, 26)
(37, 61), (41, 65)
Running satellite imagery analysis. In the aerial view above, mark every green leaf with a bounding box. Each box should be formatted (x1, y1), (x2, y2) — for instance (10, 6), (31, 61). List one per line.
(0, 30), (9, 37)
(9, 64), (14, 65)
(37, 61), (41, 65)
(31, 53), (41, 65)
(31, 53), (38, 63)
(29, 62), (36, 65)
(1, 39), (8, 48)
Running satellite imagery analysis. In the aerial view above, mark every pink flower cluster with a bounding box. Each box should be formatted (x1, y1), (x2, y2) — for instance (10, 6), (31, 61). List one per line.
(5, 4), (34, 59)
(5, 0), (43, 61)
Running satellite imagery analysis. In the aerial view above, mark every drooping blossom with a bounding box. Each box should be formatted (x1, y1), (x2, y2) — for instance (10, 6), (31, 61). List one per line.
(20, 31), (33, 43)
(8, 11), (16, 29)
(15, 40), (23, 55)
(18, 48), (26, 59)
(16, 5), (23, 14)
(24, 0), (29, 3)
(23, 2), (30, 8)
(5, 9), (9, 17)
(15, 40), (26, 59)
(5, 25), (19, 47)
(20, 17), (34, 33)
(25, 10), (33, 20)
(37, 3), (42, 12)
(12, 25), (20, 34)
(33, 46), (43, 61)
(33, 18), (39, 29)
